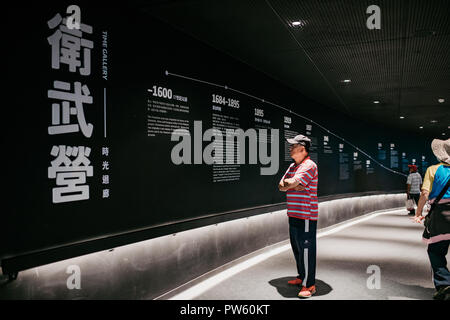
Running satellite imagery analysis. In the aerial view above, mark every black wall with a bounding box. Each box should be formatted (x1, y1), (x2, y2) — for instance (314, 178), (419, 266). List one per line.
(2, 3), (435, 263)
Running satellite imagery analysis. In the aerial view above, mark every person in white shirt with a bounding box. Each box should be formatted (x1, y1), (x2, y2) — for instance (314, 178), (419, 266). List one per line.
(406, 164), (422, 215)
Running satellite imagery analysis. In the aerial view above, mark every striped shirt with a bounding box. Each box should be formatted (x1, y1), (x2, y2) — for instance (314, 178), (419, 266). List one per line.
(281, 156), (319, 221)
(406, 172), (422, 194)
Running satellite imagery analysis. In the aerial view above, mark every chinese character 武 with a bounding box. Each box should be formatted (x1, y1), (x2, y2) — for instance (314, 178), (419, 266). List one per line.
(48, 81), (93, 137)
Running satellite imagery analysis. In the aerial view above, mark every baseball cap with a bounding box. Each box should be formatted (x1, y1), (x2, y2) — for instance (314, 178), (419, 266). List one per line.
(286, 134), (311, 148)
(407, 164), (417, 171)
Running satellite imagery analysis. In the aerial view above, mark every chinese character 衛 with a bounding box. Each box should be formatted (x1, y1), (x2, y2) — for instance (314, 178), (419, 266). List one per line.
(47, 13), (93, 75)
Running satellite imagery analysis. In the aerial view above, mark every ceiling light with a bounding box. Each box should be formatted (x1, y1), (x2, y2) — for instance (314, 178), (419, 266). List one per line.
(373, 100), (380, 104)
(419, 126), (423, 129)
(291, 21), (305, 27)
(341, 79), (351, 83)
(443, 133), (446, 136)
(399, 116), (405, 119)
(430, 120), (438, 123)
(438, 98), (445, 103)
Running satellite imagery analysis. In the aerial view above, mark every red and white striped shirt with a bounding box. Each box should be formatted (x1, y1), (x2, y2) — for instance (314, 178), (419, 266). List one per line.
(281, 156), (319, 221)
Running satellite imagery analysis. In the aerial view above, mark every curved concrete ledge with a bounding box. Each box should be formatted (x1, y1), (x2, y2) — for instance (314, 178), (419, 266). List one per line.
(317, 193), (405, 229)
(0, 193), (405, 299)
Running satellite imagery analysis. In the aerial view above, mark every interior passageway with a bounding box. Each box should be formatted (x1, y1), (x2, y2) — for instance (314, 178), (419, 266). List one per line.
(172, 209), (446, 300)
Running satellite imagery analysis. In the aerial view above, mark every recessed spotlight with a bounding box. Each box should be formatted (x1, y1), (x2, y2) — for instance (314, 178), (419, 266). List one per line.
(399, 116), (405, 119)
(291, 21), (305, 27)
(438, 98), (445, 103)
(341, 79), (351, 83)
(430, 120), (438, 123)
(419, 126), (423, 129)
(373, 100), (380, 104)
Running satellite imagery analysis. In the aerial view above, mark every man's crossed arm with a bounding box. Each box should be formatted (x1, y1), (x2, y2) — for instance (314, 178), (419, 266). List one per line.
(279, 177), (305, 192)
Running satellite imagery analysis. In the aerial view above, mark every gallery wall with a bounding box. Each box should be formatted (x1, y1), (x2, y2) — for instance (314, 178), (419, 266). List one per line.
(2, 3), (435, 264)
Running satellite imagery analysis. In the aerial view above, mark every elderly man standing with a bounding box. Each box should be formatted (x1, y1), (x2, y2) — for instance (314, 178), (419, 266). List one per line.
(414, 138), (450, 300)
(278, 134), (318, 298)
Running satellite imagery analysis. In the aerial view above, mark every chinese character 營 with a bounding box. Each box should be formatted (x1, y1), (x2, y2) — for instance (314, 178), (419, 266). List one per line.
(48, 145), (93, 203)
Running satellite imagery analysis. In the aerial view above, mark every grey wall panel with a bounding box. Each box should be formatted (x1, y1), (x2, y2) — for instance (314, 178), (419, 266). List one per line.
(0, 193), (405, 299)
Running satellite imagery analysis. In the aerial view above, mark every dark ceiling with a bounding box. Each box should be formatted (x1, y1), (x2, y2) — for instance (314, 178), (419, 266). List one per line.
(141, 0), (449, 137)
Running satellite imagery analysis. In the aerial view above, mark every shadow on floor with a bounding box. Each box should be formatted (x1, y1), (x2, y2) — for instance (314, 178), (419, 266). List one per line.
(384, 280), (436, 300)
(269, 277), (333, 298)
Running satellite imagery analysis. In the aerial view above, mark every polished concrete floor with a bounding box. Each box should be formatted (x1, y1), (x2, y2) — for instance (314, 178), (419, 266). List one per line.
(189, 210), (447, 300)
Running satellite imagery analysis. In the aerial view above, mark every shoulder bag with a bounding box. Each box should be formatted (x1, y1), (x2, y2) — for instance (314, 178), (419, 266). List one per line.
(424, 178), (450, 232)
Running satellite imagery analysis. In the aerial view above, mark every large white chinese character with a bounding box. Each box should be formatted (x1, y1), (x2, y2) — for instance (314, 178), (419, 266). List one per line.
(48, 145), (93, 203)
(47, 13), (93, 75)
(48, 81), (93, 137)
